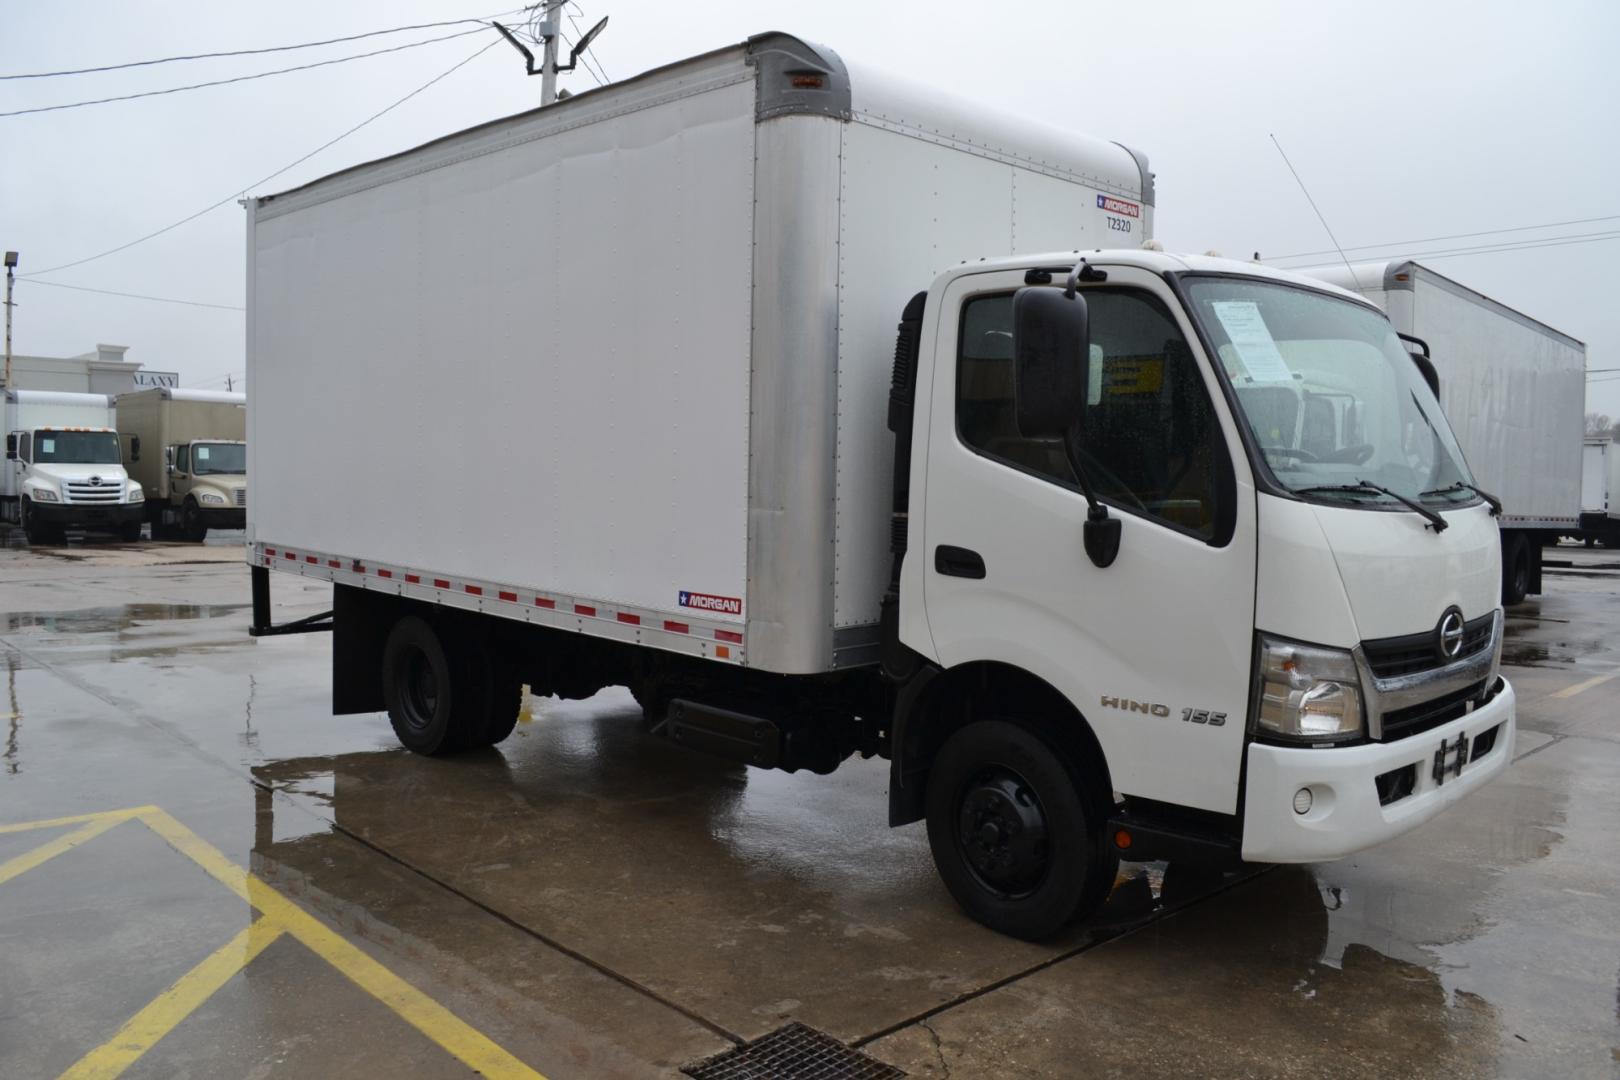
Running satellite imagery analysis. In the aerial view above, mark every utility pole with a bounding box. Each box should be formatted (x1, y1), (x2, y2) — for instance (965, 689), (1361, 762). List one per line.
(538, 0), (562, 106)
(3, 251), (16, 393)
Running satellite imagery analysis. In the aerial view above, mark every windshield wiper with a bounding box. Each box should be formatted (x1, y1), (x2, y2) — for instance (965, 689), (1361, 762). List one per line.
(1421, 480), (1502, 517)
(1293, 481), (1449, 533)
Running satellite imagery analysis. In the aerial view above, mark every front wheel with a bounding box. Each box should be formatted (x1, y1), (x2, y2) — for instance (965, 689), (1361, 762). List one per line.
(925, 720), (1117, 940)
(119, 520), (143, 543)
(180, 499), (208, 543)
(21, 499), (61, 546)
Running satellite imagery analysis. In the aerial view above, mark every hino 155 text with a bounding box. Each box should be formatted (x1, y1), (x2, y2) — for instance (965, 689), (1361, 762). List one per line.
(246, 33), (1514, 939)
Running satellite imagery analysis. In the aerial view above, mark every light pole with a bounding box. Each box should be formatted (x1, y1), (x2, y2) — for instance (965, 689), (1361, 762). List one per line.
(3, 251), (15, 392)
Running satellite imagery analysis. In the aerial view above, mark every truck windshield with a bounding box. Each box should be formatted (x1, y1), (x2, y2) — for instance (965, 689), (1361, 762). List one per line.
(192, 442), (246, 475)
(1182, 277), (1476, 508)
(32, 430), (121, 465)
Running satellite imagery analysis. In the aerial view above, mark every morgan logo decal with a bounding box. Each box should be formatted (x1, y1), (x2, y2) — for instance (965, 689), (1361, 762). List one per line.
(679, 590), (742, 616)
(1096, 194), (1141, 218)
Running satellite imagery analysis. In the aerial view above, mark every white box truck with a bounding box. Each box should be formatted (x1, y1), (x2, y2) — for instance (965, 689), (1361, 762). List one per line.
(1580, 438), (1619, 545)
(1303, 261), (1586, 604)
(3, 390), (145, 543)
(116, 388), (247, 542)
(247, 34), (1515, 939)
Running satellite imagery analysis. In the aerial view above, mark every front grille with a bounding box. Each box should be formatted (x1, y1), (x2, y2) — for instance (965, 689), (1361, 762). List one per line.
(1361, 613), (1494, 679)
(234, 488), (247, 508)
(62, 482), (122, 503)
(1379, 679), (1487, 741)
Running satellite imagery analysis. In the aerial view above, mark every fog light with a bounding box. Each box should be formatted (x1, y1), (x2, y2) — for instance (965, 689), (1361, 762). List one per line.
(1293, 788), (1313, 815)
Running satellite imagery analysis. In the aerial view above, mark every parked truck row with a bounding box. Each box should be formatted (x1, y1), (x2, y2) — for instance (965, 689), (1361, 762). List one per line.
(246, 33), (1516, 940)
(3, 387), (247, 544)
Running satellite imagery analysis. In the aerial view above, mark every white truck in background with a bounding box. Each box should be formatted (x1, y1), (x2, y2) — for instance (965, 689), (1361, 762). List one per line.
(1580, 438), (1619, 545)
(246, 33), (1515, 939)
(1303, 261), (1586, 604)
(117, 388), (247, 542)
(3, 390), (144, 544)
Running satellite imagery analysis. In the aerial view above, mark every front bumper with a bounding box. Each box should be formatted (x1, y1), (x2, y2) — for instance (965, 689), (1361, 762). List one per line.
(32, 502), (144, 527)
(199, 507), (246, 529)
(1241, 677), (1515, 862)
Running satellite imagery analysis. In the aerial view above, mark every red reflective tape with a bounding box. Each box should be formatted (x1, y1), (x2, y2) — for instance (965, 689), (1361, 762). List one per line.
(264, 547), (276, 556)
(306, 556), (317, 564)
(377, 568), (393, 579)
(714, 629), (743, 644)
(328, 559), (341, 568)
(535, 597), (555, 609)
(663, 620), (689, 634)
(283, 552), (295, 560)
(574, 604), (596, 617)
(405, 574), (421, 584)
(465, 585), (483, 596)
(433, 579), (450, 589)
(617, 612), (640, 625)
(498, 590), (517, 602)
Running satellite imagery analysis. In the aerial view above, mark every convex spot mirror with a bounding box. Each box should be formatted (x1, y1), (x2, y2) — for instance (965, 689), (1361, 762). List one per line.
(1012, 286), (1090, 439)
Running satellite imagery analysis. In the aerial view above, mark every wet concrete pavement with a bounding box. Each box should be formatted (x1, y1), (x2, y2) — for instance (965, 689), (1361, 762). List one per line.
(1, 538), (1617, 1078)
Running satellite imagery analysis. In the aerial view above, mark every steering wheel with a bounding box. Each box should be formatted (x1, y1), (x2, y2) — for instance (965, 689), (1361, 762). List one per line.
(1319, 443), (1376, 466)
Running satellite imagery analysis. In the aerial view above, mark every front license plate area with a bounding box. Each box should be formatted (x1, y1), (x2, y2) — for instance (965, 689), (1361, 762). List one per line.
(1432, 732), (1470, 785)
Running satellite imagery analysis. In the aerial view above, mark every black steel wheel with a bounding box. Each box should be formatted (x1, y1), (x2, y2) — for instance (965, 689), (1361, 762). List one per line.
(925, 719), (1116, 940)
(382, 616), (466, 755)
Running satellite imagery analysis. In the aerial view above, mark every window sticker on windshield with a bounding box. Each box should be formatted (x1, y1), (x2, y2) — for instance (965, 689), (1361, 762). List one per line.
(40, 438), (55, 454)
(1211, 301), (1293, 383)
(197, 447), (211, 461)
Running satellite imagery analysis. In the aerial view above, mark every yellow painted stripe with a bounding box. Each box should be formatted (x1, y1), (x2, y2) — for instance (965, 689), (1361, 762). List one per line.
(0, 814), (126, 886)
(59, 920), (284, 1080)
(137, 808), (544, 1080)
(0, 806), (147, 835)
(1552, 670), (1620, 699)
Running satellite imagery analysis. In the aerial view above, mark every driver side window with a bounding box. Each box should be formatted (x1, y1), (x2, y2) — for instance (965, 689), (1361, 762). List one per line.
(956, 288), (1226, 540)
(174, 445), (190, 472)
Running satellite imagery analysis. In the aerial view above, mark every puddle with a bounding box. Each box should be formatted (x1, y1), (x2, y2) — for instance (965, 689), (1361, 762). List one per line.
(0, 603), (249, 635)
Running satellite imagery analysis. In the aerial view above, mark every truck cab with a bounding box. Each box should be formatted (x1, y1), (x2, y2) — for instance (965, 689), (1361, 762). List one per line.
(883, 249), (1512, 930)
(3, 391), (144, 544)
(163, 440), (247, 540)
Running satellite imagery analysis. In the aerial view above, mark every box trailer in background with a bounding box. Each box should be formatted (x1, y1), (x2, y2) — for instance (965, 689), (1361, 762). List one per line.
(1304, 261), (1586, 603)
(248, 33), (1515, 939)
(3, 390), (144, 544)
(117, 388), (247, 541)
(1580, 438), (1619, 545)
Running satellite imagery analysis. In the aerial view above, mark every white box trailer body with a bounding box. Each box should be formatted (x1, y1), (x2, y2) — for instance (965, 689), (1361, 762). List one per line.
(1580, 438), (1620, 543)
(247, 32), (1154, 675)
(1304, 261), (1586, 600)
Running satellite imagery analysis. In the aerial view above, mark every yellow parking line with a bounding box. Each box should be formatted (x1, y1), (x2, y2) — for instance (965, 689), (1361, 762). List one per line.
(0, 806), (146, 835)
(137, 808), (545, 1080)
(59, 919), (285, 1080)
(1552, 670), (1620, 699)
(0, 814), (128, 886)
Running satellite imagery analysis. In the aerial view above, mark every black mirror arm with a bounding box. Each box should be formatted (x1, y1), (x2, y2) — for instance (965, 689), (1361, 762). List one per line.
(1060, 423), (1122, 569)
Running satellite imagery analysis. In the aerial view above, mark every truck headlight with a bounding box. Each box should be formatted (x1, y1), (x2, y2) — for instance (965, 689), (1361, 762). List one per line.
(127, 487), (144, 503)
(199, 492), (225, 505)
(32, 488), (59, 503)
(1253, 634), (1365, 744)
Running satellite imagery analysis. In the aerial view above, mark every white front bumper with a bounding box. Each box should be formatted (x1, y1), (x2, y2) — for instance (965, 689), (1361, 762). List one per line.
(1241, 678), (1515, 863)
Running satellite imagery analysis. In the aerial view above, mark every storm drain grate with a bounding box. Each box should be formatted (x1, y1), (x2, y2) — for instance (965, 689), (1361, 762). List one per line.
(683, 1022), (906, 1080)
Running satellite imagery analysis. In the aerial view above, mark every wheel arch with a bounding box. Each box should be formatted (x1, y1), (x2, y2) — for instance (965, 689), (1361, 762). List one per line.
(888, 659), (1113, 826)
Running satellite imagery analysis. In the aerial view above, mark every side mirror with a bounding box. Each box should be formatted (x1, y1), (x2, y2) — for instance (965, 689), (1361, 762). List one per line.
(4, 434), (14, 461)
(164, 446), (175, 473)
(1012, 286), (1090, 438)
(130, 435), (141, 462)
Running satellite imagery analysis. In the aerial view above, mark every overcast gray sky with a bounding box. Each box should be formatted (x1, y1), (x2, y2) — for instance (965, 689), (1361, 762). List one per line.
(4, 1), (1618, 413)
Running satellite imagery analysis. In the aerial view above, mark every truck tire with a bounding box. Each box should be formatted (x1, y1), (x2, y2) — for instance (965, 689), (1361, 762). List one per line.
(180, 498), (208, 543)
(21, 499), (61, 546)
(925, 720), (1117, 940)
(1502, 534), (1530, 606)
(382, 616), (476, 755)
(119, 520), (143, 543)
(460, 635), (522, 748)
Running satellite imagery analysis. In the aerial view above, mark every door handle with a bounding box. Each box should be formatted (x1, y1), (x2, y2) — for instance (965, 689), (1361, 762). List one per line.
(934, 545), (986, 579)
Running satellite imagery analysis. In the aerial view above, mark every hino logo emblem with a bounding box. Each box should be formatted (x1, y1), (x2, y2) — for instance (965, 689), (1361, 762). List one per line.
(1437, 607), (1465, 661)
(88, 476), (102, 486)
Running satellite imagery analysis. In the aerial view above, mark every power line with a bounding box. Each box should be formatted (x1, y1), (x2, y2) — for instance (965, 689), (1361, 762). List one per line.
(1269, 134), (1361, 289)
(20, 279), (242, 311)
(1283, 229), (1620, 268)
(0, 26), (489, 118)
(0, 9), (525, 80)
(23, 36), (502, 279)
(1269, 213), (1620, 263)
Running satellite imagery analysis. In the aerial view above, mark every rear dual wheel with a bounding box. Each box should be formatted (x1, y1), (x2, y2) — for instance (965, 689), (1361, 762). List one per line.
(925, 720), (1117, 941)
(382, 616), (521, 755)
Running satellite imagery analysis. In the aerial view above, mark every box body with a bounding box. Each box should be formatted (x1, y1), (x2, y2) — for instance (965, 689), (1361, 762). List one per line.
(117, 389), (246, 501)
(248, 33), (1149, 673)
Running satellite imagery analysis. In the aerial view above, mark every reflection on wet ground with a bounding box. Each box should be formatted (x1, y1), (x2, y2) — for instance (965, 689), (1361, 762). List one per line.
(0, 544), (1617, 1077)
